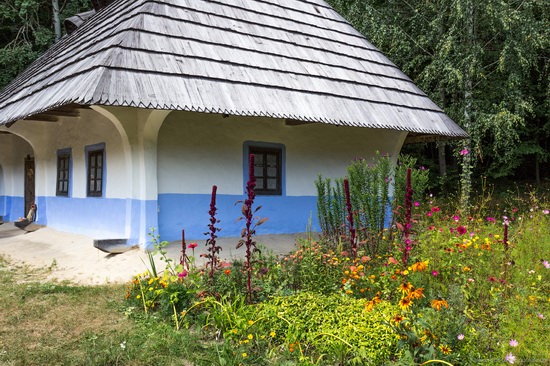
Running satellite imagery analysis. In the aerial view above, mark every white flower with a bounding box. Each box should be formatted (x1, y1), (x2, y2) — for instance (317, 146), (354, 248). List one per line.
(120, 341), (127, 350)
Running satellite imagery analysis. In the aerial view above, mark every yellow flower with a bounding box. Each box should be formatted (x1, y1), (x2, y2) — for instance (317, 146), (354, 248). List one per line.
(399, 296), (413, 311)
(439, 344), (452, 355)
(392, 314), (404, 323)
(398, 282), (414, 294)
(248, 320), (254, 325)
(242, 352), (247, 358)
(247, 334), (253, 340)
(270, 331), (276, 337)
(364, 300), (375, 312)
(431, 299), (449, 311)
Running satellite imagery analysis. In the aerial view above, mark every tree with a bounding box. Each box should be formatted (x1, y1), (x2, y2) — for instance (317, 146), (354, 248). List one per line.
(328, 0), (550, 193)
(0, 0), (91, 89)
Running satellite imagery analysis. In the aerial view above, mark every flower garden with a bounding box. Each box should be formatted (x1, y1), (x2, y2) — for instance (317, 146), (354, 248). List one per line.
(125, 155), (550, 365)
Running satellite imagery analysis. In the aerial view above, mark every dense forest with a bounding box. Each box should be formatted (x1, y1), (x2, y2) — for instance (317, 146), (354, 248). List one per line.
(1, 0), (549, 193)
(328, 0), (549, 194)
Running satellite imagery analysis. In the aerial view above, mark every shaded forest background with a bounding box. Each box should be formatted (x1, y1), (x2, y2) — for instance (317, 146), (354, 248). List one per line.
(1, 0), (549, 194)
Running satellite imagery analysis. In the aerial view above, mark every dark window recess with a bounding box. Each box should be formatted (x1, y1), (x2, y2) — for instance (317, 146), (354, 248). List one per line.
(87, 149), (104, 197)
(56, 154), (70, 196)
(250, 147), (282, 195)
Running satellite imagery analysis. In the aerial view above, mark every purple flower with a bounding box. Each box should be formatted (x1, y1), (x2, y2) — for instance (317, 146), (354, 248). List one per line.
(543, 209), (549, 215)
(509, 339), (518, 347)
(457, 334), (464, 340)
(505, 352), (516, 364)
(537, 313), (545, 319)
(543, 260), (550, 269)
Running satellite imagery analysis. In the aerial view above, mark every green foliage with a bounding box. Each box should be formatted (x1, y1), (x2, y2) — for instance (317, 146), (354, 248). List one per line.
(316, 153), (429, 257)
(315, 175), (345, 243)
(0, 0), (92, 89)
(328, 0), (550, 184)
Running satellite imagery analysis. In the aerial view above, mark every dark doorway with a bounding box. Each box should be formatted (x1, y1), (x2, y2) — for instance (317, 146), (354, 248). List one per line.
(24, 155), (35, 218)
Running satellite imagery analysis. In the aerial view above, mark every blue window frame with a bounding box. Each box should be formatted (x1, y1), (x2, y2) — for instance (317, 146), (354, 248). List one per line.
(56, 148), (71, 197)
(85, 143), (105, 198)
(244, 142), (285, 196)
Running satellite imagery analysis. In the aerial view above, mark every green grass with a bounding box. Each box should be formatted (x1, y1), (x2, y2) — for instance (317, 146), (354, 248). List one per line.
(0, 255), (221, 366)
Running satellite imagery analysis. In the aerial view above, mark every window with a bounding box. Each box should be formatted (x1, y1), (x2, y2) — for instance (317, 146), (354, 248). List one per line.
(86, 145), (105, 197)
(249, 146), (282, 195)
(56, 149), (71, 196)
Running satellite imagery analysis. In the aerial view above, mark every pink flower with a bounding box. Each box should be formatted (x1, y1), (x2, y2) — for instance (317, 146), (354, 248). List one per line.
(543, 209), (549, 215)
(460, 149), (469, 155)
(427, 212), (433, 217)
(456, 226), (467, 235)
(457, 334), (464, 340)
(453, 215), (460, 222)
(188, 242), (198, 249)
(486, 217), (496, 223)
(414, 201), (420, 207)
(509, 339), (518, 347)
(543, 260), (550, 269)
(537, 313), (545, 319)
(178, 270), (188, 278)
(505, 352), (516, 364)
(431, 270), (439, 276)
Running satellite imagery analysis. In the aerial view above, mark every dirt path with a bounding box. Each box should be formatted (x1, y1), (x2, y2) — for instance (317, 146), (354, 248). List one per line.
(0, 223), (303, 285)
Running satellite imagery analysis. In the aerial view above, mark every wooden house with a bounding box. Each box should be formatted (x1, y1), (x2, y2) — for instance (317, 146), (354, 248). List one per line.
(0, 0), (466, 248)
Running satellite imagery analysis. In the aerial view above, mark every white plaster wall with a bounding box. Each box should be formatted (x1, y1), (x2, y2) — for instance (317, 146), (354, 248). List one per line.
(16, 110), (131, 199)
(0, 134), (33, 196)
(158, 112), (407, 196)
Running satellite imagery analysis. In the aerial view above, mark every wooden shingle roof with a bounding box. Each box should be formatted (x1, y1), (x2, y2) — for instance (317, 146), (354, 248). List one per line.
(0, 0), (467, 139)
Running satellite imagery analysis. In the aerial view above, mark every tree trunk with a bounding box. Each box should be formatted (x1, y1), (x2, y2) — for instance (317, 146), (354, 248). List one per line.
(460, 0), (474, 213)
(52, 0), (61, 42)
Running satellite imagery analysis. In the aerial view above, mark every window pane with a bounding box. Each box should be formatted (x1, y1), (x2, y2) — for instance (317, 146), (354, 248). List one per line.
(256, 178), (264, 189)
(267, 167), (277, 177)
(254, 166), (263, 177)
(266, 154), (276, 165)
(267, 178), (277, 190)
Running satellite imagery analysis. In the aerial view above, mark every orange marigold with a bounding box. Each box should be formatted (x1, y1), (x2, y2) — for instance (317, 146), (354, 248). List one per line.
(409, 287), (425, 300)
(431, 298), (449, 311)
(410, 260), (428, 272)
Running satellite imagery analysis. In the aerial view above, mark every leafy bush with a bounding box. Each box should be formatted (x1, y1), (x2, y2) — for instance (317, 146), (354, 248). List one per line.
(315, 153), (429, 258)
